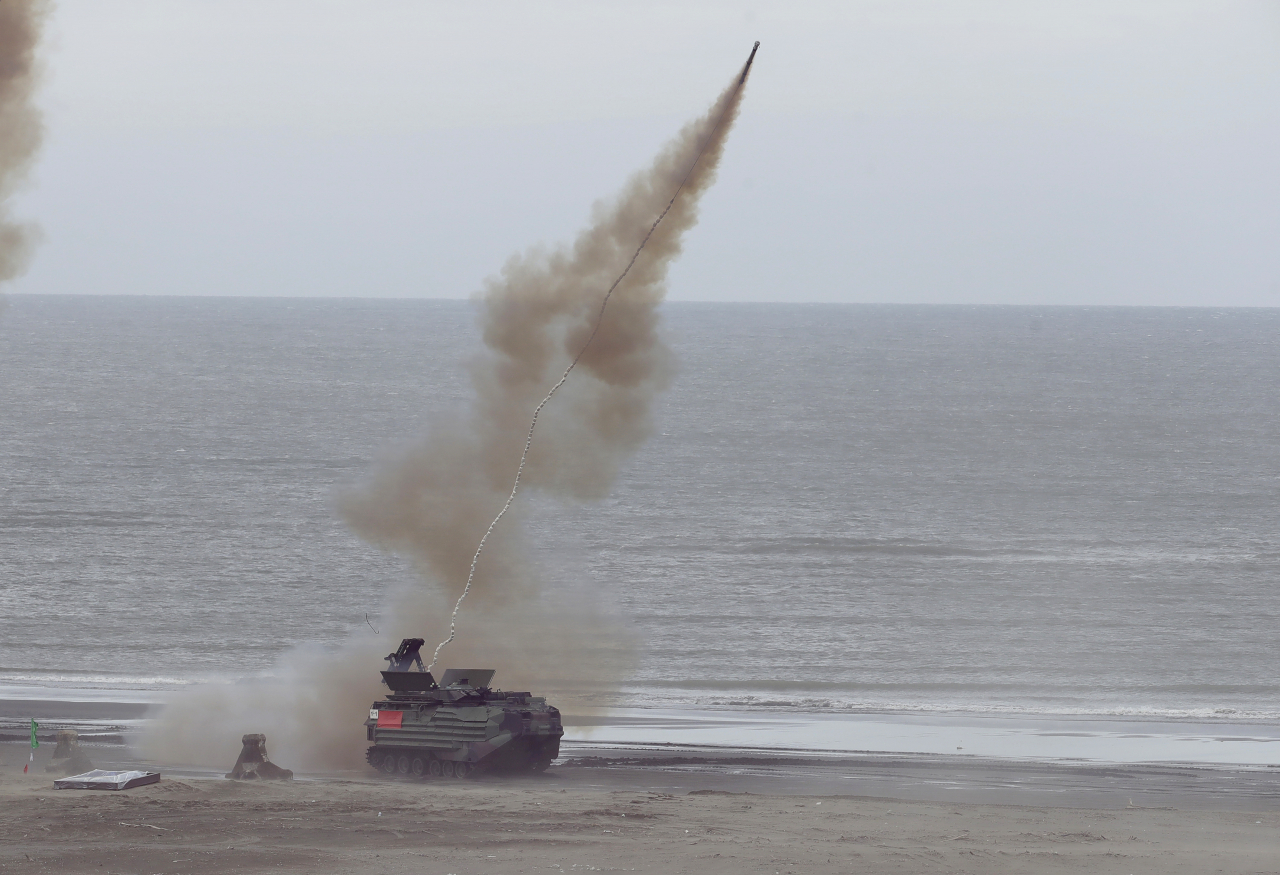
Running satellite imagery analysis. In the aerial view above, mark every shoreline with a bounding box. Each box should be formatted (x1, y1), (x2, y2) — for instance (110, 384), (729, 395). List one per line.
(5, 687), (1280, 815)
(5, 689), (1280, 769)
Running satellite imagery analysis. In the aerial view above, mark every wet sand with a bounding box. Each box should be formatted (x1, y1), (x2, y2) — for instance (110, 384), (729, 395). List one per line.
(559, 746), (1280, 812)
(2, 743), (1278, 875)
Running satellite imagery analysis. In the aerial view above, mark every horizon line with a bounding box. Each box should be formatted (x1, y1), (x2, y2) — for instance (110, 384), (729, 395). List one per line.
(3, 293), (1278, 311)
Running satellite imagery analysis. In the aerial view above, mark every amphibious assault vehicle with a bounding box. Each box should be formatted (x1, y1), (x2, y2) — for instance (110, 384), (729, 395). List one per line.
(365, 638), (563, 778)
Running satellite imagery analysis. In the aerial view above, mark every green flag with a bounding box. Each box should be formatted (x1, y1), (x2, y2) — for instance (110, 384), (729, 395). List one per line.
(30, 719), (38, 749)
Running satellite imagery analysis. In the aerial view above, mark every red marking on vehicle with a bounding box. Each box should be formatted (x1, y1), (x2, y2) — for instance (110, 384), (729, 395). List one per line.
(376, 710), (403, 729)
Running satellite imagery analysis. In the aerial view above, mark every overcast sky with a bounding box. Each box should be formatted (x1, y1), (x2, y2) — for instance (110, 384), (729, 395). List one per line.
(9, 0), (1280, 305)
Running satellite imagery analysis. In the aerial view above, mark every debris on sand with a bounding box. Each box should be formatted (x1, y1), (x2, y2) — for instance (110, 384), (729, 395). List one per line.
(54, 769), (160, 791)
(45, 729), (94, 776)
(226, 734), (294, 780)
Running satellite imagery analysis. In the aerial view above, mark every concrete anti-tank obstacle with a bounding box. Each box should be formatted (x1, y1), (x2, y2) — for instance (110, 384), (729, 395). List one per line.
(226, 733), (293, 780)
(45, 729), (94, 776)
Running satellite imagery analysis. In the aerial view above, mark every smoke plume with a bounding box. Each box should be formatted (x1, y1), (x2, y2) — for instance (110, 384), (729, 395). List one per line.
(0, 0), (48, 312)
(146, 51), (755, 771)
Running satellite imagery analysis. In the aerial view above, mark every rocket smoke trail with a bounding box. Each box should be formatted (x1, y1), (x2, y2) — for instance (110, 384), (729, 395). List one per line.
(422, 41), (762, 673)
(0, 0), (49, 312)
(145, 45), (758, 770)
(341, 42), (759, 687)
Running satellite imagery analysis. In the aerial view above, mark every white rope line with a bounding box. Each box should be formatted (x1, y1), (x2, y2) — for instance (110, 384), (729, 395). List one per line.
(427, 60), (754, 674)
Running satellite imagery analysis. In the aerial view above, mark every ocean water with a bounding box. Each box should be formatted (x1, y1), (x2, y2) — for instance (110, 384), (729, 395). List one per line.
(2, 296), (1279, 721)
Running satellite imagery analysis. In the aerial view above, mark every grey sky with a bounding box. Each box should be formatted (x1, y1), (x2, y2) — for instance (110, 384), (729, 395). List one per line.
(10, 0), (1280, 304)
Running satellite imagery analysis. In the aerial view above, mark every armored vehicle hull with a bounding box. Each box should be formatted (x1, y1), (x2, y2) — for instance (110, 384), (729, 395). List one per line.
(365, 640), (563, 778)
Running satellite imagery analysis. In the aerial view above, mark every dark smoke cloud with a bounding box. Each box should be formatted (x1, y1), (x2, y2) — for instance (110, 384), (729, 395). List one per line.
(0, 0), (48, 311)
(146, 54), (754, 770)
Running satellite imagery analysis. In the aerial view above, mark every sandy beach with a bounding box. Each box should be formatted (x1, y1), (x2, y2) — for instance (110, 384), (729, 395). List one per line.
(3, 742), (1278, 875)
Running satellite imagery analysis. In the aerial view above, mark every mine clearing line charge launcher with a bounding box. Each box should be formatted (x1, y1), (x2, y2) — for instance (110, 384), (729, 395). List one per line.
(365, 638), (563, 779)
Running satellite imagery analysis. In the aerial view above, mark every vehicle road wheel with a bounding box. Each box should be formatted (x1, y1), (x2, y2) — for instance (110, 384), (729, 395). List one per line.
(453, 762), (470, 780)
(382, 753), (396, 774)
(410, 756), (425, 778)
(397, 755), (410, 776)
(428, 759), (442, 777)
(441, 761), (455, 778)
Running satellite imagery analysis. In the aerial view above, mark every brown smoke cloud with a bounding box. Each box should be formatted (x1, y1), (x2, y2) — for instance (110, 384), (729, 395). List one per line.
(145, 52), (755, 771)
(0, 0), (48, 312)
